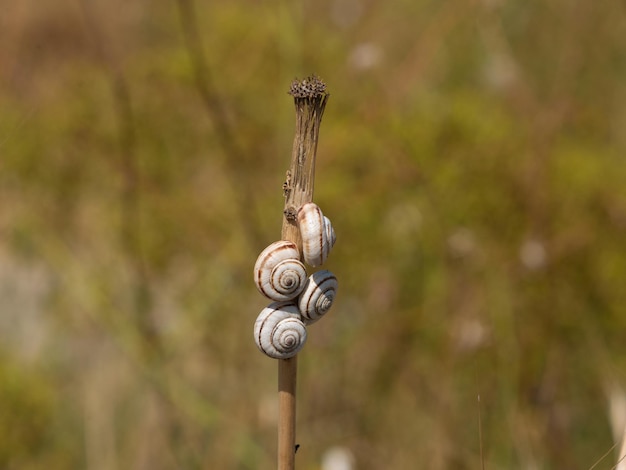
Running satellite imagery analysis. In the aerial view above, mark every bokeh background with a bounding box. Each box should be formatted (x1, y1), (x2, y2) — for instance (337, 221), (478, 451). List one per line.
(2, 0), (626, 468)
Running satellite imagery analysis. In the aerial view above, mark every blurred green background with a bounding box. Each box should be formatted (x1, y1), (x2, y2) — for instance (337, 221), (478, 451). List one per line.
(1, 0), (626, 468)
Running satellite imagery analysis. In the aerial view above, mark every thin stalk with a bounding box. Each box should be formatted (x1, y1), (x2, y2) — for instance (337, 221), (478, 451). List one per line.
(278, 75), (329, 470)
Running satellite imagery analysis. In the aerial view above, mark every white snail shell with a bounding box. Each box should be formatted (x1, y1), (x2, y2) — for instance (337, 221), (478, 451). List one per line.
(297, 203), (336, 267)
(254, 241), (307, 301)
(254, 302), (307, 359)
(298, 270), (338, 325)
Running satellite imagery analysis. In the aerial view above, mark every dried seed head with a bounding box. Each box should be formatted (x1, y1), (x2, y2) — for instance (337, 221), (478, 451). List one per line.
(289, 75), (329, 100)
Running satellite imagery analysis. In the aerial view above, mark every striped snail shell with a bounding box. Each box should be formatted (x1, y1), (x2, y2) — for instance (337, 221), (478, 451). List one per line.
(298, 270), (338, 325)
(254, 302), (307, 359)
(254, 240), (307, 301)
(297, 202), (336, 267)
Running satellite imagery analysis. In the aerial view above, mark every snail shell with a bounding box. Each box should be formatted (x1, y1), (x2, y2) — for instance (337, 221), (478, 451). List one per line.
(298, 270), (338, 325)
(297, 203), (336, 267)
(254, 241), (307, 301)
(254, 302), (307, 359)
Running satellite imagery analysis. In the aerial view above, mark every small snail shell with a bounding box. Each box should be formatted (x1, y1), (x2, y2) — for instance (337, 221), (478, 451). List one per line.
(298, 270), (338, 325)
(254, 241), (307, 301)
(324, 215), (336, 248)
(254, 302), (307, 359)
(297, 203), (336, 267)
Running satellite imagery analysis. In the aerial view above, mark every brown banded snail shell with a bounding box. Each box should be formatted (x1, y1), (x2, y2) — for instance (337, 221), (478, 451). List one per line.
(297, 202), (336, 267)
(254, 240), (307, 301)
(254, 302), (307, 359)
(298, 270), (338, 325)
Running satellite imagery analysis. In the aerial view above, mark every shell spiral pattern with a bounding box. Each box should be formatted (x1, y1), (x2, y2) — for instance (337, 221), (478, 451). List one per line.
(297, 203), (336, 267)
(254, 240), (307, 301)
(298, 270), (338, 325)
(254, 302), (308, 359)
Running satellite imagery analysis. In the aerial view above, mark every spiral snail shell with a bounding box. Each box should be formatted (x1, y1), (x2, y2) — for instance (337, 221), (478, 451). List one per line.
(297, 203), (336, 267)
(254, 302), (307, 359)
(298, 270), (338, 325)
(254, 240), (307, 301)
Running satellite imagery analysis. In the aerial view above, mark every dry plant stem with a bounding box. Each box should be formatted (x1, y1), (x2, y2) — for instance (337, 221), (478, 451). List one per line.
(278, 76), (329, 470)
(278, 357), (298, 469)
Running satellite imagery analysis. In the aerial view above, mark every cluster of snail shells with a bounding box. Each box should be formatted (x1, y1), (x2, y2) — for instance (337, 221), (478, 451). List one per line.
(253, 203), (338, 359)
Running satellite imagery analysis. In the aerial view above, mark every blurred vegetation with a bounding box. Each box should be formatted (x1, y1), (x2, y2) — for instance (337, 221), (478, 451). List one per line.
(1, 0), (626, 468)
